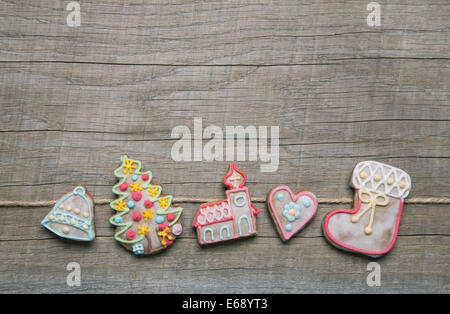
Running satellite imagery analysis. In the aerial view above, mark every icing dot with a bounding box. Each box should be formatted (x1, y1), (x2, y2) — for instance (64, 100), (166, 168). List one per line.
(62, 226), (70, 234)
(82, 224), (89, 230)
(144, 200), (153, 208)
(159, 223), (169, 231)
(114, 216), (123, 224)
(387, 177), (395, 185)
(66, 205), (72, 211)
(127, 201), (135, 209)
(167, 213), (176, 222)
(132, 212), (142, 222)
(172, 224), (182, 236)
(277, 193), (285, 202)
(399, 180), (407, 189)
(70, 219), (77, 225)
(303, 199), (311, 207)
(141, 173), (149, 181)
(289, 209), (297, 217)
(285, 224), (292, 232)
(126, 230), (135, 240)
(374, 174), (382, 182)
(132, 191), (142, 201)
(132, 174), (139, 181)
(119, 183), (128, 191)
(74, 208), (81, 215)
(359, 171), (368, 179)
(83, 211), (89, 218)
(48, 214), (55, 220)
(59, 216), (66, 222)
(155, 216), (164, 224)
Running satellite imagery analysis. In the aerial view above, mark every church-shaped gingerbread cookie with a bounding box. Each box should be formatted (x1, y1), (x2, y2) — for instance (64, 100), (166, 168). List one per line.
(193, 163), (259, 245)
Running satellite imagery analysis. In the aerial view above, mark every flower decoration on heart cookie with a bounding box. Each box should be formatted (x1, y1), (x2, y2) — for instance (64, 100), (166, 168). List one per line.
(282, 202), (301, 222)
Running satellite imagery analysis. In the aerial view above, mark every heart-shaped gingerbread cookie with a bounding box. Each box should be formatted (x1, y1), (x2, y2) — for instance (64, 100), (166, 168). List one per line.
(266, 186), (318, 242)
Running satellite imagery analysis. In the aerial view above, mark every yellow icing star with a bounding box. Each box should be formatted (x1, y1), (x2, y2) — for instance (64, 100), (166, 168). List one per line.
(148, 186), (159, 198)
(123, 158), (137, 175)
(158, 227), (173, 246)
(130, 181), (143, 192)
(114, 200), (127, 211)
(143, 209), (154, 222)
(138, 224), (150, 235)
(159, 198), (169, 209)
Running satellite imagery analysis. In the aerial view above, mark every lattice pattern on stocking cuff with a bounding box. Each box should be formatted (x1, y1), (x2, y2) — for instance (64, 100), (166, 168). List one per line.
(351, 161), (412, 199)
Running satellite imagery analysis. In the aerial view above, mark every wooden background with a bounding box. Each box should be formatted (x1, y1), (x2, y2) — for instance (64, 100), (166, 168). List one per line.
(0, 0), (449, 293)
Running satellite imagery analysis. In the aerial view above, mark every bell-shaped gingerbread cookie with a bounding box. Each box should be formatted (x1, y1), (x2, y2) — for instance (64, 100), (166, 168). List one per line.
(41, 185), (95, 241)
(322, 161), (412, 258)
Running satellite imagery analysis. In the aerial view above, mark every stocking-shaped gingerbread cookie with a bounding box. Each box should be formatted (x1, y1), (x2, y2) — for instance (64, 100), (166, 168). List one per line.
(323, 161), (412, 258)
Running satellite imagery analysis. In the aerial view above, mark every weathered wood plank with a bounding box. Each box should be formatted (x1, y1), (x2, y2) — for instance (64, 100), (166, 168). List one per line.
(0, 1), (449, 64)
(0, 0), (449, 294)
(0, 236), (448, 293)
(0, 61), (449, 200)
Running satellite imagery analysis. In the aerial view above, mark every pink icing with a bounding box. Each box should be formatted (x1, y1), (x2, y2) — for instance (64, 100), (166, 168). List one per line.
(159, 223), (169, 230)
(132, 191), (142, 201)
(119, 183), (128, 191)
(141, 173), (149, 181)
(126, 230), (135, 240)
(132, 212), (142, 222)
(323, 190), (404, 256)
(268, 186), (318, 241)
(144, 200), (153, 208)
(167, 213), (175, 222)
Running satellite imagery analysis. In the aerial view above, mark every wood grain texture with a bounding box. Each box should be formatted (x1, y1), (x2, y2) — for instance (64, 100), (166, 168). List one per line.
(0, 0), (449, 293)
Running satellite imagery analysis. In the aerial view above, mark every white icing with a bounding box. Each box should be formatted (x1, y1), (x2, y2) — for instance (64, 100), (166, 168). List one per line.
(196, 200), (232, 226)
(351, 161), (412, 199)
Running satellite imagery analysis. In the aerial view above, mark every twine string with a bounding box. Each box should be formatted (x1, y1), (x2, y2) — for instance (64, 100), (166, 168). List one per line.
(0, 196), (449, 207)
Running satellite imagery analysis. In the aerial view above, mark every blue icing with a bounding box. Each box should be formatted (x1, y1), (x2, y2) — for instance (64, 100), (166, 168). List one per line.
(282, 202), (301, 222)
(132, 243), (144, 255)
(303, 199), (311, 208)
(114, 216), (123, 224)
(285, 224), (292, 232)
(155, 216), (164, 224)
(277, 193), (284, 202)
(127, 200), (135, 209)
(40, 186), (95, 242)
(132, 174), (138, 181)
(234, 195), (247, 207)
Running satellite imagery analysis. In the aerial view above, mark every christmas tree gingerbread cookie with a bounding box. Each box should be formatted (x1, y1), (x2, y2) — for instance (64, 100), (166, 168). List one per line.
(41, 185), (95, 241)
(322, 161), (412, 258)
(266, 186), (318, 242)
(110, 155), (183, 255)
(193, 163), (260, 245)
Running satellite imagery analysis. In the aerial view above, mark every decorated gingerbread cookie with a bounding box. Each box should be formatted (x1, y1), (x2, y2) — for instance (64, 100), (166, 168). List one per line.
(193, 163), (260, 245)
(41, 185), (95, 241)
(109, 155), (183, 255)
(322, 160), (412, 258)
(266, 186), (318, 242)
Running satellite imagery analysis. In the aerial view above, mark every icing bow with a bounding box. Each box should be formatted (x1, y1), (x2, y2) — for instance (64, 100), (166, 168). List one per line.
(158, 226), (173, 246)
(351, 189), (389, 235)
